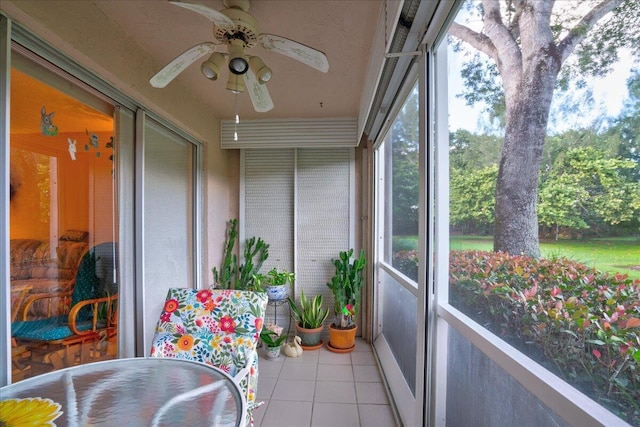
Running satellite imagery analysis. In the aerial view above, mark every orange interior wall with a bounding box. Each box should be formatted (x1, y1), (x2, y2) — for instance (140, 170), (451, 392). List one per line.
(10, 131), (115, 244)
(10, 67), (115, 246)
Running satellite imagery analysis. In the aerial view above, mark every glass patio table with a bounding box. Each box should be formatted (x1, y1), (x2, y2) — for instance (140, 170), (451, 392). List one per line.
(0, 357), (246, 427)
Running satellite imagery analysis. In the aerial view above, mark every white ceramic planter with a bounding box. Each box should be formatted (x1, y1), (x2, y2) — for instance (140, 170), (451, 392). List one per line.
(265, 345), (281, 360)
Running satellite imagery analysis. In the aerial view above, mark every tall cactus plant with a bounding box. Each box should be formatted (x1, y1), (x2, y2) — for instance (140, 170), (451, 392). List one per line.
(212, 219), (269, 291)
(327, 248), (366, 329)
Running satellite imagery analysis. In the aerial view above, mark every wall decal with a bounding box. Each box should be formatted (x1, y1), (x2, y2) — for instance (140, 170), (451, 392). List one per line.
(67, 138), (77, 160)
(106, 136), (114, 162)
(84, 129), (101, 157)
(89, 132), (99, 148)
(40, 106), (58, 136)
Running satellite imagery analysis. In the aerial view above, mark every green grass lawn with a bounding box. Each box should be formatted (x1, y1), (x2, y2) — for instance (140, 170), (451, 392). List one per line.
(450, 235), (640, 280)
(394, 235), (640, 280)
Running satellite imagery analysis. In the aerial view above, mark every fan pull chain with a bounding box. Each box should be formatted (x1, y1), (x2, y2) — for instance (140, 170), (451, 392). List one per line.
(234, 91), (239, 141)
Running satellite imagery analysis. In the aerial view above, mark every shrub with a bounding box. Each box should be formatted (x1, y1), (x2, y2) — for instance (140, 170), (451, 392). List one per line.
(393, 250), (419, 279)
(449, 250), (640, 425)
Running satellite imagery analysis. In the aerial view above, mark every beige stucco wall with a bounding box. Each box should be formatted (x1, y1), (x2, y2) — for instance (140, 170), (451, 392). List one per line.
(1, 0), (236, 283)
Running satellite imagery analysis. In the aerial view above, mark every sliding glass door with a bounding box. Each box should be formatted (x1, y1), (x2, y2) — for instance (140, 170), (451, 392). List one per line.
(139, 114), (196, 354)
(9, 49), (119, 381)
(373, 78), (426, 427)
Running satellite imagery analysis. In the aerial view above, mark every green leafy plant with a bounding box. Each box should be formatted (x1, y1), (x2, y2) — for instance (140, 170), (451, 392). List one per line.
(212, 219), (269, 291)
(254, 267), (295, 288)
(326, 249), (366, 329)
(265, 267), (294, 287)
(392, 249), (418, 279)
(260, 324), (287, 348)
(288, 290), (329, 329)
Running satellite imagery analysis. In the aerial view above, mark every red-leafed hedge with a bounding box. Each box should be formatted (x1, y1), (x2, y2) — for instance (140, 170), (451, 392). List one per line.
(449, 250), (640, 425)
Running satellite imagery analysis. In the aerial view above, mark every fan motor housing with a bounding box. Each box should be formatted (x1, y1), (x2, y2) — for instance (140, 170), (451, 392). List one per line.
(214, 8), (259, 48)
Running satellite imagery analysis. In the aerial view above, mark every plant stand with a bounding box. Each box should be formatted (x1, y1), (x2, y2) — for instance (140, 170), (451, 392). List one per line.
(267, 298), (289, 325)
(266, 299), (292, 341)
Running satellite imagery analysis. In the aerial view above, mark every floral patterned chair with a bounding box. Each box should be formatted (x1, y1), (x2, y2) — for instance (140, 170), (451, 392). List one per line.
(149, 288), (268, 426)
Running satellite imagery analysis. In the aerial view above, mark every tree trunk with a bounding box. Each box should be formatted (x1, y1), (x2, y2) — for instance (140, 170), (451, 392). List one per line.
(493, 113), (544, 257)
(493, 53), (559, 257)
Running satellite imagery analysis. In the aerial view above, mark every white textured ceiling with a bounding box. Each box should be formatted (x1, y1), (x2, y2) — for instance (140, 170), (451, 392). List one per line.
(94, 0), (383, 122)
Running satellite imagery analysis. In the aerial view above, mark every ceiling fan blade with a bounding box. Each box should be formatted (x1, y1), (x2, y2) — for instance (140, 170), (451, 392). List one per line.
(258, 34), (329, 73)
(169, 1), (235, 31)
(243, 69), (274, 113)
(150, 42), (217, 88)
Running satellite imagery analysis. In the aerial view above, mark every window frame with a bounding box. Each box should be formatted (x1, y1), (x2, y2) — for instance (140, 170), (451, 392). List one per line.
(427, 3), (631, 426)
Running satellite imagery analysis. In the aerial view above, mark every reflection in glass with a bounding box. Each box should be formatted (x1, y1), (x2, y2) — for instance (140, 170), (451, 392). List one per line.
(9, 66), (118, 382)
(384, 84), (420, 282)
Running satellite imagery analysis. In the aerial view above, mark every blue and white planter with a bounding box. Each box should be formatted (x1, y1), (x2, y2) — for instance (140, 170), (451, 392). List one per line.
(265, 344), (281, 360)
(265, 285), (287, 302)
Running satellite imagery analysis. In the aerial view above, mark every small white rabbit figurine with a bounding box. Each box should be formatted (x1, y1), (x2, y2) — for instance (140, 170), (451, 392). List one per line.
(68, 138), (77, 160)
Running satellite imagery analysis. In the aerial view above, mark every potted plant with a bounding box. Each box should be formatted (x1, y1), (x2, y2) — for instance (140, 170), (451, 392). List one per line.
(326, 248), (366, 353)
(212, 219), (269, 291)
(287, 290), (329, 350)
(258, 267), (294, 302)
(260, 323), (288, 360)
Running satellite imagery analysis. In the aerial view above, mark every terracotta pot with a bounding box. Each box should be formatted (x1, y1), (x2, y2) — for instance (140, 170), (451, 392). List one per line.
(327, 324), (357, 353)
(295, 324), (324, 349)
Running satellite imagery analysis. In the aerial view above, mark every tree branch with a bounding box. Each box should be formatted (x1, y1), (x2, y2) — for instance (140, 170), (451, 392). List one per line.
(557, 0), (623, 63)
(506, 0), (525, 41)
(481, 0), (523, 94)
(448, 22), (497, 60)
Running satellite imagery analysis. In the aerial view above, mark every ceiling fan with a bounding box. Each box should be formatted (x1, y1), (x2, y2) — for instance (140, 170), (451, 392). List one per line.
(149, 0), (330, 113)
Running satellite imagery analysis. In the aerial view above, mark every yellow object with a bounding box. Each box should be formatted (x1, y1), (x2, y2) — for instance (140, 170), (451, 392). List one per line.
(0, 397), (62, 426)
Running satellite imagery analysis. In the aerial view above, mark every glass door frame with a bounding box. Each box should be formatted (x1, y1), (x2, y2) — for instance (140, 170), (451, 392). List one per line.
(371, 55), (428, 427)
(1, 13), (12, 387)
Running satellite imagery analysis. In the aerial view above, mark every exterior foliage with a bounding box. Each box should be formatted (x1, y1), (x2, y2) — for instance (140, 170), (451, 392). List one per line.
(448, 0), (637, 257)
(449, 139), (640, 237)
(538, 147), (640, 237)
(392, 250), (419, 280)
(450, 250), (640, 424)
(450, 165), (498, 233)
(391, 87), (420, 236)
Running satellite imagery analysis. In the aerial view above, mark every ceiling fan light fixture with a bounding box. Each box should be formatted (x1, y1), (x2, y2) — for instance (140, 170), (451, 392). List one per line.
(200, 52), (226, 80)
(155, 0), (329, 113)
(249, 56), (272, 83)
(228, 39), (249, 75)
(226, 72), (245, 93)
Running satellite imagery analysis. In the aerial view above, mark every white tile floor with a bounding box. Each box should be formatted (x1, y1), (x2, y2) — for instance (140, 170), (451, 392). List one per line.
(253, 338), (398, 427)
